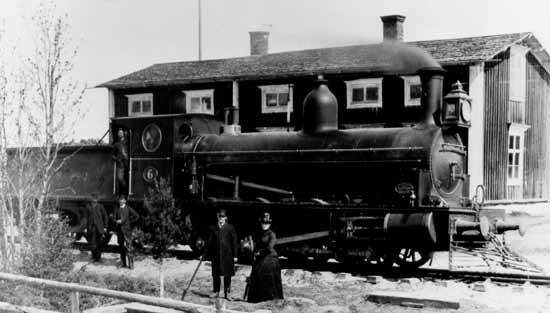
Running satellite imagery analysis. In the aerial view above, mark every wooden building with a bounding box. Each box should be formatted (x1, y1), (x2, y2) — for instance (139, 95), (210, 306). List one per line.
(99, 15), (550, 205)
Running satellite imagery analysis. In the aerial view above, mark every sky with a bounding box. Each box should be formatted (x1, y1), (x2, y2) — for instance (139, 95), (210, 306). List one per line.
(1, 0), (550, 140)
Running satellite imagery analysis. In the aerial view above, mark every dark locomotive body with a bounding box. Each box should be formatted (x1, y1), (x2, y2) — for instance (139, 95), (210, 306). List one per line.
(172, 60), (480, 266)
(46, 42), (521, 268)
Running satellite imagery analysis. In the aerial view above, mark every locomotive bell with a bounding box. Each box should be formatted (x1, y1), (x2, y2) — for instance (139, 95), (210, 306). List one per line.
(439, 81), (472, 128)
(302, 75), (338, 134)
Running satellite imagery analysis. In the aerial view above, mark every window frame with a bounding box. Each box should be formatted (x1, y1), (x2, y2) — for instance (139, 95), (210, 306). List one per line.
(506, 123), (529, 186)
(345, 78), (383, 109)
(259, 85), (293, 114)
(183, 89), (215, 115)
(402, 76), (422, 107)
(126, 93), (154, 117)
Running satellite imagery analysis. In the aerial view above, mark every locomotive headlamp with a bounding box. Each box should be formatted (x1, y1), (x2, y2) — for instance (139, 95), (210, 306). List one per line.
(440, 81), (472, 128)
(461, 99), (471, 122)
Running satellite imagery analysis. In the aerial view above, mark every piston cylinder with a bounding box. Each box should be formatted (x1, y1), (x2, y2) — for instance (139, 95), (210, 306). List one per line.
(383, 213), (437, 246)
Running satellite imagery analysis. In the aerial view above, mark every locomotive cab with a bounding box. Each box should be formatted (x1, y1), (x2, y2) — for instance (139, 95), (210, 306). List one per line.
(110, 114), (223, 200)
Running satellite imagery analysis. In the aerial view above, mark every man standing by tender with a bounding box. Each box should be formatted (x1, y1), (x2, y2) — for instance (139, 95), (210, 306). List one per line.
(86, 194), (109, 263)
(112, 128), (129, 196)
(113, 196), (139, 268)
(203, 209), (238, 301)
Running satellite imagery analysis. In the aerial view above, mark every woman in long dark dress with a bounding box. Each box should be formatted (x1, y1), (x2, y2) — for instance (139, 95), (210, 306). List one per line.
(247, 212), (284, 303)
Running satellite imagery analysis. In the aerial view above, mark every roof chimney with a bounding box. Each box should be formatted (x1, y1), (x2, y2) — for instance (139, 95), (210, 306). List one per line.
(249, 31), (269, 55)
(380, 15), (406, 42)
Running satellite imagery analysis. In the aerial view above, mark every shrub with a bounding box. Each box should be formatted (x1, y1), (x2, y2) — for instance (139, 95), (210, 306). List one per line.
(19, 213), (75, 280)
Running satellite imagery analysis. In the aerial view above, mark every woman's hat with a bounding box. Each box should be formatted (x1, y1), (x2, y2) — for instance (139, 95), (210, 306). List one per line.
(259, 212), (272, 224)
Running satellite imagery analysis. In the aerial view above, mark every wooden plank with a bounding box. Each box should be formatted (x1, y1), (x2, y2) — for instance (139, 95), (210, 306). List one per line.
(366, 291), (460, 309)
(124, 302), (250, 313)
(0, 301), (60, 313)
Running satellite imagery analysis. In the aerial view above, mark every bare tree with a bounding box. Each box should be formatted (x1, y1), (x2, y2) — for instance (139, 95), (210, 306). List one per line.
(0, 0), (85, 271)
(25, 1), (86, 225)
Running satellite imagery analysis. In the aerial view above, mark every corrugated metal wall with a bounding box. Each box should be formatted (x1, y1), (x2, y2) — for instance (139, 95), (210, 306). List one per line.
(524, 53), (550, 199)
(484, 50), (509, 200)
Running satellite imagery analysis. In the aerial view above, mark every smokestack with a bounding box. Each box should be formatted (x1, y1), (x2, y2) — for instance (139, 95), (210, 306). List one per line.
(249, 31), (269, 55)
(380, 15), (406, 42)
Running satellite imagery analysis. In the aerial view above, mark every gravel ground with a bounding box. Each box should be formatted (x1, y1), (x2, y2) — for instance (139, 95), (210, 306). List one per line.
(74, 206), (550, 313)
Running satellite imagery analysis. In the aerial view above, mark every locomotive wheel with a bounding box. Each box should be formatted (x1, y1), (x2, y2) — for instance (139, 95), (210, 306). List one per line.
(372, 250), (395, 269)
(393, 248), (433, 269)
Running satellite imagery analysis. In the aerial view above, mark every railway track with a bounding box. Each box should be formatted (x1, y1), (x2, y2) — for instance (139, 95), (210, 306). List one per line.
(72, 241), (550, 286)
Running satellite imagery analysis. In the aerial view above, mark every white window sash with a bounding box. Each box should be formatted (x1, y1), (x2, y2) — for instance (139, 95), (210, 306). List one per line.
(259, 85), (293, 114)
(506, 123), (529, 186)
(402, 76), (421, 107)
(126, 93), (154, 116)
(345, 78), (383, 109)
(183, 89), (215, 115)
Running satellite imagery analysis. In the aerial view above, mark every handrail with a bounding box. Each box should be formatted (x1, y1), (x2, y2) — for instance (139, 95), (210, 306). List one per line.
(0, 272), (244, 313)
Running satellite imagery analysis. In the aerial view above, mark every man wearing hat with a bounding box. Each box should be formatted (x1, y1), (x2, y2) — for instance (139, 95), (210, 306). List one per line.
(203, 209), (238, 300)
(113, 196), (139, 268)
(85, 194), (109, 263)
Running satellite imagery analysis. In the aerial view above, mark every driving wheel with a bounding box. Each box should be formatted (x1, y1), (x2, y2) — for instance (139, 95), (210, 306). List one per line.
(394, 248), (434, 269)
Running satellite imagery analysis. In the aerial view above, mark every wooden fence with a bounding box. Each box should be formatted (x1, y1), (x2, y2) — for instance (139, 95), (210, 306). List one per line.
(0, 272), (245, 313)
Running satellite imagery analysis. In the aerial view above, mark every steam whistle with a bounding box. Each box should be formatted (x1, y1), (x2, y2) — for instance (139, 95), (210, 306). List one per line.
(409, 190), (416, 207)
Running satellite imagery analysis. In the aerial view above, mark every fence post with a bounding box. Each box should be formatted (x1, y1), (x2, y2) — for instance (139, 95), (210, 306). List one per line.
(70, 291), (80, 313)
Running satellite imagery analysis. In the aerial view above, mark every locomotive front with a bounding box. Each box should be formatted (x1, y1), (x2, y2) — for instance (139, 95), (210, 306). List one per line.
(175, 43), (522, 268)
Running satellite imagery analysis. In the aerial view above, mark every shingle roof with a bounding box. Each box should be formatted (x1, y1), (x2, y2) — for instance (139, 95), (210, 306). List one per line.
(412, 32), (531, 65)
(99, 32), (536, 90)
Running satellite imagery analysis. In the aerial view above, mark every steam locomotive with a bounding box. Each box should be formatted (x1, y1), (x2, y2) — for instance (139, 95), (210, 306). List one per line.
(52, 42), (523, 269)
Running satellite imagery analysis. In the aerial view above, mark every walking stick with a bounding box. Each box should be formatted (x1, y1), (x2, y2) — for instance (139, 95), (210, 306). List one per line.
(181, 256), (203, 301)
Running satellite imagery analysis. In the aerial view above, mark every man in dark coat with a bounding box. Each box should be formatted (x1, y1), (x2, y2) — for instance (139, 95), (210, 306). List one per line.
(113, 196), (139, 268)
(203, 209), (238, 301)
(86, 195), (109, 262)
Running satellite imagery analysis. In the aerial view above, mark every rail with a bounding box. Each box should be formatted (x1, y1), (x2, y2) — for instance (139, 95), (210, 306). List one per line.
(0, 272), (244, 313)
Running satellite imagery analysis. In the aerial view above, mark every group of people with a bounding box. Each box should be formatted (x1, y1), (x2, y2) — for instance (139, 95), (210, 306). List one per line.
(85, 195), (139, 269)
(87, 203), (284, 302)
(88, 127), (282, 302)
(203, 209), (284, 303)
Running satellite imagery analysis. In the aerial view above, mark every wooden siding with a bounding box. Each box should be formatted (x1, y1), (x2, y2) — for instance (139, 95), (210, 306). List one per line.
(524, 53), (550, 199)
(507, 100), (525, 124)
(483, 50), (509, 200)
(113, 69), (468, 131)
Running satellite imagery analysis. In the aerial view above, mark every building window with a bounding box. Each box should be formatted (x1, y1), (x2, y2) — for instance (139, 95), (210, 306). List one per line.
(259, 85), (292, 114)
(126, 93), (153, 116)
(183, 89), (214, 115)
(507, 134), (522, 186)
(345, 78), (382, 109)
(402, 76), (422, 107)
(506, 124), (529, 186)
